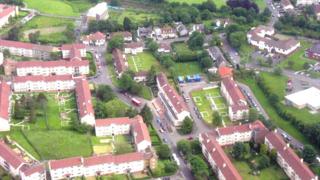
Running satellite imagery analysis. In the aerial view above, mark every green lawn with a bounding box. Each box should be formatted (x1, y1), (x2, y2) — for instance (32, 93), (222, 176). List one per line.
(232, 160), (288, 180)
(280, 41), (315, 71)
(127, 52), (159, 73)
(172, 43), (197, 62)
(37, 32), (73, 45)
(103, 98), (130, 118)
(114, 135), (135, 155)
(109, 9), (161, 24)
(23, 0), (93, 16)
(87, 52), (97, 76)
(167, 0), (265, 9)
(173, 62), (202, 76)
(138, 85), (153, 100)
(191, 87), (230, 126)
(22, 16), (73, 30)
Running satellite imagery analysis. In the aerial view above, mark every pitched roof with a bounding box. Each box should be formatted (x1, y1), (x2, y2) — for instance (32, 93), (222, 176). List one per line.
(124, 42), (143, 49)
(132, 116), (151, 144)
(112, 48), (127, 74)
(308, 43), (320, 54)
(265, 132), (316, 180)
(49, 156), (83, 170)
(13, 75), (73, 83)
(218, 66), (233, 78)
(200, 133), (242, 180)
(95, 117), (131, 127)
(75, 77), (94, 118)
(0, 81), (11, 120)
(157, 73), (188, 114)
(83, 152), (145, 167)
(0, 4), (16, 19)
(16, 59), (89, 68)
(61, 43), (85, 51)
(0, 39), (54, 52)
(314, 4), (320, 14)
(82, 31), (106, 41)
(20, 164), (45, 176)
(0, 140), (25, 169)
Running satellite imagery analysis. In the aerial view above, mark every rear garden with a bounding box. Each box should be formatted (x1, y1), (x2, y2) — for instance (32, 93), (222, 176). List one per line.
(191, 86), (230, 126)
(109, 9), (161, 25)
(127, 52), (160, 73)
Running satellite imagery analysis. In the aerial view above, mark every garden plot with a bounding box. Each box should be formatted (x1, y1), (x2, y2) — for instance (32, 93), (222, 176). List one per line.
(127, 52), (159, 73)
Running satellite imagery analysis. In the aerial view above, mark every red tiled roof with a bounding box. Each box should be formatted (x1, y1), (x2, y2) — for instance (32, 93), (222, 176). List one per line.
(0, 81), (10, 120)
(83, 152), (145, 167)
(112, 48), (127, 74)
(124, 42), (143, 49)
(0, 140), (25, 169)
(16, 59), (89, 68)
(218, 66), (233, 78)
(159, 43), (171, 51)
(157, 73), (188, 113)
(20, 164), (45, 176)
(0, 4), (16, 19)
(200, 133), (242, 180)
(49, 156), (83, 170)
(265, 132), (316, 180)
(13, 75), (73, 83)
(132, 116), (151, 144)
(61, 43), (85, 51)
(82, 31), (106, 41)
(75, 77), (94, 118)
(95, 117), (131, 127)
(0, 39), (54, 52)
(221, 77), (248, 112)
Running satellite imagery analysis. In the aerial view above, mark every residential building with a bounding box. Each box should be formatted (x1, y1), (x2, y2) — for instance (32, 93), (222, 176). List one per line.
(0, 4), (18, 28)
(296, 0), (319, 5)
(0, 81), (11, 131)
(86, 2), (109, 21)
(0, 39), (56, 60)
(81, 31), (106, 46)
(61, 44), (86, 61)
(112, 48), (128, 77)
(306, 43), (320, 60)
(0, 140), (26, 176)
(199, 133), (242, 180)
(218, 66), (233, 78)
(74, 77), (95, 126)
(220, 76), (249, 120)
(134, 71), (148, 82)
(208, 46), (227, 68)
(281, 0), (294, 11)
(137, 27), (154, 39)
(175, 23), (188, 37)
(156, 73), (190, 126)
(154, 26), (177, 40)
(247, 26), (300, 55)
(15, 60), (89, 76)
(314, 4), (320, 20)
(111, 31), (132, 42)
(124, 42), (143, 55)
(189, 24), (205, 35)
(49, 157), (83, 180)
(265, 131), (318, 180)
(158, 43), (171, 53)
(20, 164), (46, 180)
(13, 75), (75, 92)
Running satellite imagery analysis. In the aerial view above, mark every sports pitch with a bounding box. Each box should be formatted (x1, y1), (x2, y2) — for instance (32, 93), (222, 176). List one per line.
(191, 87), (230, 126)
(127, 52), (159, 73)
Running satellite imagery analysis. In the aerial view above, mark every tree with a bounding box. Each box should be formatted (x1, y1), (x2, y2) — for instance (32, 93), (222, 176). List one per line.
(228, 31), (246, 49)
(302, 145), (316, 163)
(248, 108), (259, 122)
(189, 155), (209, 179)
(177, 140), (192, 156)
(188, 32), (205, 50)
(287, 60), (294, 69)
(96, 85), (115, 102)
(7, 26), (21, 41)
(259, 144), (268, 155)
(126, 107), (138, 118)
(146, 66), (157, 86)
(28, 31), (40, 43)
(146, 39), (159, 52)
(270, 149), (277, 163)
(108, 35), (124, 52)
(191, 140), (202, 154)
(50, 52), (61, 60)
(180, 117), (193, 134)
(210, 34), (221, 46)
(156, 144), (171, 159)
(3, 49), (10, 58)
(232, 142), (246, 160)
(273, 66), (283, 76)
(118, 73), (132, 91)
(303, 62), (310, 70)
(164, 160), (178, 173)
(212, 111), (222, 126)
(140, 105), (153, 125)
(258, 155), (270, 169)
(123, 17), (134, 31)
(199, 57), (213, 69)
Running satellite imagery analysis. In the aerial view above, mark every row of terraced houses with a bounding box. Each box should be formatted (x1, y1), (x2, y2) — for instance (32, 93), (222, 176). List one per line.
(0, 39), (157, 179)
(199, 121), (318, 180)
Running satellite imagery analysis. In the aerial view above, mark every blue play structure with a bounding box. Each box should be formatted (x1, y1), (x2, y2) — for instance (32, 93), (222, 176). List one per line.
(178, 76), (185, 83)
(178, 74), (201, 83)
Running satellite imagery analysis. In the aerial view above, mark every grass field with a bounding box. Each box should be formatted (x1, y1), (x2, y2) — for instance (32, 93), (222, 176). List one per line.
(172, 43), (197, 62)
(173, 62), (202, 76)
(127, 52), (159, 73)
(109, 9), (161, 24)
(166, 0), (266, 9)
(280, 41), (315, 71)
(22, 16), (73, 30)
(23, 0), (93, 16)
(191, 87), (230, 126)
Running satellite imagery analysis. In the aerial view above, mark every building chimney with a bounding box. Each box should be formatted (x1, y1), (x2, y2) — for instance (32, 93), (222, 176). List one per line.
(223, 163), (226, 168)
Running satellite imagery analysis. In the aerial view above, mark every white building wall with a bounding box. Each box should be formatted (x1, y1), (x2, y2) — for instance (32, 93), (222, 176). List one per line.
(50, 165), (83, 180)
(21, 172), (46, 180)
(95, 124), (131, 137)
(80, 114), (95, 126)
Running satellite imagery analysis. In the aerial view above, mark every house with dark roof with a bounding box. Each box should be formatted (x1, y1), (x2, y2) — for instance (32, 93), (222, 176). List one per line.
(137, 27), (154, 39)
(207, 46), (227, 68)
(281, 0), (294, 11)
(156, 73), (190, 126)
(20, 163), (46, 180)
(175, 22), (189, 37)
(306, 43), (320, 61)
(314, 4), (320, 20)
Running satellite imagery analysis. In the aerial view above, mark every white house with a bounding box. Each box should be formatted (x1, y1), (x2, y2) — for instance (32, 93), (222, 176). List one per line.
(0, 141), (26, 176)
(49, 157), (83, 180)
(86, 2), (109, 21)
(111, 31), (133, 42)
(0, 81), (11, 131)
(156, 73), (190, 126)
(20, 164), (47, 180)
(13, 75), (75, 92)
(81, 31), (106, 46)
(124, 42), (143, 55)
(16, 60), (89, 76)
(154, 26), (177, 40)
(0, 4), (19, 28)
(296, 0), (319, 5)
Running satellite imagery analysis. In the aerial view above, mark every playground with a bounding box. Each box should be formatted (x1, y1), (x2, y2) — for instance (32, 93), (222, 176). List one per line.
(191, 86), (230, 126)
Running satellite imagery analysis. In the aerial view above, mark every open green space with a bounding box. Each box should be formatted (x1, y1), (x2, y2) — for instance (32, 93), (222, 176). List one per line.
(87, 52), (97, 77)
(280, 41), (315, 71)
(109, 9), (161, 24)
(166, 0), (265, 9)
(173, 62), (202, 76)
(22, 16), (73, 30)
(23, 0), (93, 16)
(172, 43), (197, 62)
(191, 87), (230, 126)
(127, 52), (160, 73)
(37, 31), (73, 45)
